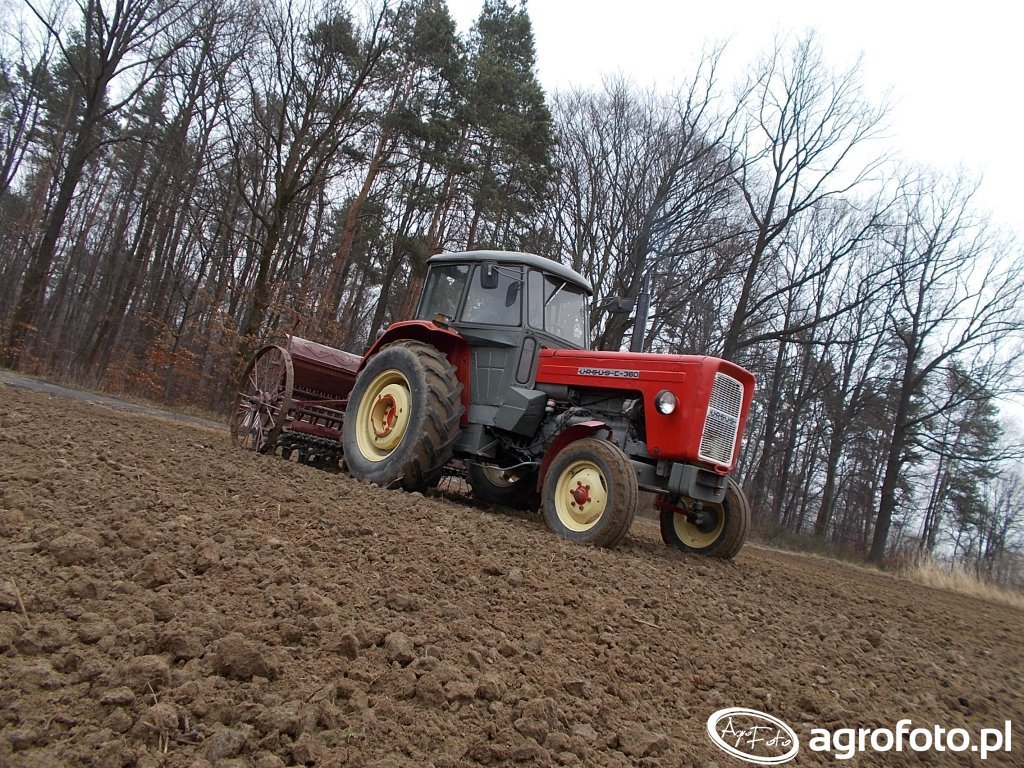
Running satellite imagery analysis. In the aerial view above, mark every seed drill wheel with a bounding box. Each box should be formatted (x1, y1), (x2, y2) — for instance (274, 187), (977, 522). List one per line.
(467, 463), (539, 510)
(541, 437), (637, 548)
(229, 344), (294, 453)
(342, 340), (463, 491)
(659, 477), (749, 559)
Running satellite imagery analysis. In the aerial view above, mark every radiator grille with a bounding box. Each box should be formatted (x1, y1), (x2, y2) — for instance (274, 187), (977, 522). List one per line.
(699, 372), (744, 466)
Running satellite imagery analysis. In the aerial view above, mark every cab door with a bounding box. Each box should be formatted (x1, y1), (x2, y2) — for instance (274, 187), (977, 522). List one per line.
(454, 263), (527, 423)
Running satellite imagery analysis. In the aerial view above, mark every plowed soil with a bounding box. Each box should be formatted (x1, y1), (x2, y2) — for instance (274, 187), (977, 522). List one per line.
(1, 384), (1021, 767)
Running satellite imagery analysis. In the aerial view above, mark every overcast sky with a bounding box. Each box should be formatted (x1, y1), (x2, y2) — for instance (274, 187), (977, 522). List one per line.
(446, 0), (1022, 233)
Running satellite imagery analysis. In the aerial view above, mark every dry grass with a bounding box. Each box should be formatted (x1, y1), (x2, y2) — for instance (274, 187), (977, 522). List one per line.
(899, 556), (1024, 610)
(750, 529), (1024, 610)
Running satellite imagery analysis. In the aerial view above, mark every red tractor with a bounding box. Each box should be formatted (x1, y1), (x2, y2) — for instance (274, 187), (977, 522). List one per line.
(231, 250), (755, 558)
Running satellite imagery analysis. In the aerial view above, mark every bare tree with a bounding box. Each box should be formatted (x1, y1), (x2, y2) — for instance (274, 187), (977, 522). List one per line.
(744, 196), (892, 527)
(811, 258), (894, 540)
(976, 462), (1024, 583)
(548, 60), (737, 353)
(220, 0), (394, 360)
(869, 172), (1024, 564)
(723, 32), (888, 359)
(73, 0), (250, 377)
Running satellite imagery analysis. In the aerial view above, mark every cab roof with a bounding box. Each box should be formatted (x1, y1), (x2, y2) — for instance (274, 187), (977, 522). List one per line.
(428, 250), (593, 295)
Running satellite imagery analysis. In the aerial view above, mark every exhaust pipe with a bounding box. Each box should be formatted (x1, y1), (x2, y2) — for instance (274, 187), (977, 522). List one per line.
(630, 272), (651, 354)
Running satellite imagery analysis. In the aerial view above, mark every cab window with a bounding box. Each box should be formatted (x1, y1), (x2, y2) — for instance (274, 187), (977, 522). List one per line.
(462, 264), (522, 326)
(527, 269), (588, 346)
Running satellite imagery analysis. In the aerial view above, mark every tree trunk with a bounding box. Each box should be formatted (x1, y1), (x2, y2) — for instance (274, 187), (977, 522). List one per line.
(870, 418), (909, 564)
(317, 126), (392, 332)
(4, 133), (92, 365)
(813, 425), (847, 538)
(747, 341), (788, 526)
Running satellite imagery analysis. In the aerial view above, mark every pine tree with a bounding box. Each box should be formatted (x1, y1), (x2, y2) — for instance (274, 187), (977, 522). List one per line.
(461, 0), (554, 250)
(316, 0), (466, 338)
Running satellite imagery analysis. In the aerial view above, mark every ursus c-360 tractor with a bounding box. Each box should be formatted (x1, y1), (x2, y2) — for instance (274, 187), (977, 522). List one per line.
(230, 250), (755, 558)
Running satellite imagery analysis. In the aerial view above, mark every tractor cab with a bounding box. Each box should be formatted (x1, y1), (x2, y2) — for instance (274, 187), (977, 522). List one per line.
(415, 251), (592, 351)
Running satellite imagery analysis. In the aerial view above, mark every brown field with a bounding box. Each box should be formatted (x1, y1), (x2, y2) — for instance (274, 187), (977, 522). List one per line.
(1, 383), (1021, 767)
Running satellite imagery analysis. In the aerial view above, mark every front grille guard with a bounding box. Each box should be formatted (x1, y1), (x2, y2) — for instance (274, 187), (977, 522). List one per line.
(698, 372), (743, 466)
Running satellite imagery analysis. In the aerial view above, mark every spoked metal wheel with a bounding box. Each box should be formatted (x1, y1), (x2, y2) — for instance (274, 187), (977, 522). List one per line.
(229, 344), (294, 453)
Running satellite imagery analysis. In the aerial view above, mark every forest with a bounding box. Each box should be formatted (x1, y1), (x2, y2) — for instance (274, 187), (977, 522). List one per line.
(2, 0), (1023, 578)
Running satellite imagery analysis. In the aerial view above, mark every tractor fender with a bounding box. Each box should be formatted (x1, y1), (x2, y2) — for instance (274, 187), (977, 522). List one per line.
(537, 421), (612, 489)
(361, 320), (466, 368)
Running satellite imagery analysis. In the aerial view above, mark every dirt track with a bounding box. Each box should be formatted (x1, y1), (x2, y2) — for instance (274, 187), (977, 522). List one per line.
(1, 383), (1021, 767)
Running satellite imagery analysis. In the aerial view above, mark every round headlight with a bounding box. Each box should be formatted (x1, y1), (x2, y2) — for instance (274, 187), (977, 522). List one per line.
(654, 390), (677, 415)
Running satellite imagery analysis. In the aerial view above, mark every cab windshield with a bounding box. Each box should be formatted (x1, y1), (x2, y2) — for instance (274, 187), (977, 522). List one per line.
(418, 262), (590, 348)
(416, 264), (470, 320)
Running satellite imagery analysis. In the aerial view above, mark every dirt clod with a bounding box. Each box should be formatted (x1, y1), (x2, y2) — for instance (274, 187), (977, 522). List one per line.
(121, 654), (172, 692)
(204, 724), (254, 761)
(415, 673), (448, 708)
(210, 633), (280, 681)
(383, 631), (415, 666)
(617, 726), (669, 757)
(99, 687), (137, 706)
(47, 533), (100, 565)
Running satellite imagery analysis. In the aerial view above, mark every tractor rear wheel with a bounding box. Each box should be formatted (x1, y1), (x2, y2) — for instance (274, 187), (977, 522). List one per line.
(659, 477), (749, 559)
(468, 463), (539, 510)
(541, 437), (637, 548)
(342, 341), (463, 491)
(229, 344), (294, 453)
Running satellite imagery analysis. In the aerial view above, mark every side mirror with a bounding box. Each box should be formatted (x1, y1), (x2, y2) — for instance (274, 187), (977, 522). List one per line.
(480, 262), (499, 289)
(601, 297), (634, 314)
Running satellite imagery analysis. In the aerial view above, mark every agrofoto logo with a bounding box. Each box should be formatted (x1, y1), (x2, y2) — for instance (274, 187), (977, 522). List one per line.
(707, 707), (1014, 763)
(706, 707), (799, 765)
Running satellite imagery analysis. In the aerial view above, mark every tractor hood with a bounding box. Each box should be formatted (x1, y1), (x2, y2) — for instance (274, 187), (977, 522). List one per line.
(535, 348), (756, 471)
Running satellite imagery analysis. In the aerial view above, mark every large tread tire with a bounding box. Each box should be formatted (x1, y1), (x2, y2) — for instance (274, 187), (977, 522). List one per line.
(467, 463), (539, 510)
(541, 437), (637, 548)
(342, 340), (463, 491)
(659, 477), (749, 559)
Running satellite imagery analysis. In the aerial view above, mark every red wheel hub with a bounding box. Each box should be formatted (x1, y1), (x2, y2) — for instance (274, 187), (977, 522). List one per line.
(372, 393), (398, 437)
(570, 481), (591, 506)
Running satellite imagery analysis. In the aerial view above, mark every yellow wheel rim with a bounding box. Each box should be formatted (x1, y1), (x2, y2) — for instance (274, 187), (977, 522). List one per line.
(482, 466), (525, 486)
(553, 460), (608, 532)
(354, 369), (412, 462)
(673, 501), (725, 549)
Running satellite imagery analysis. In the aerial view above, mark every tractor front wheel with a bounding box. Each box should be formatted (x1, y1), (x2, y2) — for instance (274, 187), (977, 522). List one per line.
(468, 463), (539, 510)
(342, 341), (462, 491)
(541, 437), (637, 548)
(659, 477), (749, 559)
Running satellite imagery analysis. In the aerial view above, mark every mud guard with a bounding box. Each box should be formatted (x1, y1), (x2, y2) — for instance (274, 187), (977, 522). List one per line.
(537, 420), (612, 490)
(361, 320), (465, 368)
